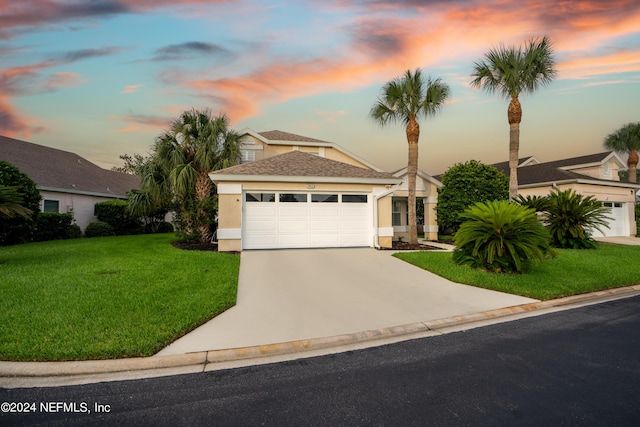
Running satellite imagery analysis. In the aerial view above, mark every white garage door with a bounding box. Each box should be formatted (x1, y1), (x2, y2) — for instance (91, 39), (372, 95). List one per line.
(591, 202), (627, 237)
(243, 192), (371, 249)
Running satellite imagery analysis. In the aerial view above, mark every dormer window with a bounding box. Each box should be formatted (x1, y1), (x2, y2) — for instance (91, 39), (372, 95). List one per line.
(603, 162), (612, 179)
(240, 150), (255, 163)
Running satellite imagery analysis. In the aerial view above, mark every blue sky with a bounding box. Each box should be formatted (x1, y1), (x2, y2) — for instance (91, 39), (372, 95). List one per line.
(1, 0), (639, 174)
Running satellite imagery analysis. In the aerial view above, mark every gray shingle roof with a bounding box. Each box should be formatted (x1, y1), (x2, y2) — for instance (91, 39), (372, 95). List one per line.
(257, 130), (329, 143)
(211, 150), (398, 181)
(0, 135), (139, 197)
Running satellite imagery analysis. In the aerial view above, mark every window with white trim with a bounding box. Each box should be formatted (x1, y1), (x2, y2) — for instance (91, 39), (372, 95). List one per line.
(43, 199), (60, 213)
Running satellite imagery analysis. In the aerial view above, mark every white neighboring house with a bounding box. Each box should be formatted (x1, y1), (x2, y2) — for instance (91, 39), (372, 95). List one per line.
(492, 151), (640, 237)
(1, 135), (140, 231)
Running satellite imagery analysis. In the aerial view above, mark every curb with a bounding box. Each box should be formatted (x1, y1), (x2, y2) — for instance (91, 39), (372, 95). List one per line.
(1, 285), (639, 386)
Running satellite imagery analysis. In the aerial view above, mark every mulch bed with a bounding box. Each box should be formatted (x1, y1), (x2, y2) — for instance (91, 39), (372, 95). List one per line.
(386, 241), (441, 251)
(171, 240), (220, 252)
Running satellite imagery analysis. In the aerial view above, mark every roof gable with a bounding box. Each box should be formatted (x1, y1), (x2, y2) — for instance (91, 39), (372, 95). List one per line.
(0, 135), (139, 197)
(211, 150), (400, 184)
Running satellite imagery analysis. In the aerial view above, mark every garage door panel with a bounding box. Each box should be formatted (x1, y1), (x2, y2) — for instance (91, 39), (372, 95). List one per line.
(243, 192), (371, 249)
(591, 202), (627, 237)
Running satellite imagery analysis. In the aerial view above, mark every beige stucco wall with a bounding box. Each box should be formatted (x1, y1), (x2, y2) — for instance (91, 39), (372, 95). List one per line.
(391, 174), (440, 240)
(377, 195), (393, 248)
(218, 193), (242, 229)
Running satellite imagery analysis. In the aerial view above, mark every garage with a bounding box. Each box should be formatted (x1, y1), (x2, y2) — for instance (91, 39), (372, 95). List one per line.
(243, 192), (371, 249)
(591, 202), (628, 238)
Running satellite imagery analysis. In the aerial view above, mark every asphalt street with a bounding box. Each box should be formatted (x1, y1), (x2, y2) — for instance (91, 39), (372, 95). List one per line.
(2, 295), (639, 426)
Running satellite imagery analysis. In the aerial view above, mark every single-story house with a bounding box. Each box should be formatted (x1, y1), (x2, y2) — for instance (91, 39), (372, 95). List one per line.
(492, 151), (640, 237)
(0, 135), (140, 231)
(210, 129), (441, 252)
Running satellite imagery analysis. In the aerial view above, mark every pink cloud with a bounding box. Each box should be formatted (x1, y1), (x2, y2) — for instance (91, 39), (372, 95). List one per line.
(122, 84), (142, 94)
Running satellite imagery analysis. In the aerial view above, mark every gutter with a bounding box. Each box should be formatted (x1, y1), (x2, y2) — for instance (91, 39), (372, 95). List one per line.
(37, 186), (129, 199)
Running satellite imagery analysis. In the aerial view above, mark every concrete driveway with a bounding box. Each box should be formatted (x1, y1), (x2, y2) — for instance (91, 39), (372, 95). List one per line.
(157, 248), (537, 355)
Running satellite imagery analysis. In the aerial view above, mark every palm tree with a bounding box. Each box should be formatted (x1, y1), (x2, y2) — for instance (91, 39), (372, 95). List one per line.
(370, 68), (450, 245)
(471, 36), (556, 199)
(133, 109), (241, 243)
(604, 122), (640, 183)
(0, 185), (32, 219)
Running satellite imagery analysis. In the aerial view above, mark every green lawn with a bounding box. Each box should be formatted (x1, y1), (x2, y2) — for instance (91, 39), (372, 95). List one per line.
(395, 244), (640, 300)
(0, 234), (240, 361)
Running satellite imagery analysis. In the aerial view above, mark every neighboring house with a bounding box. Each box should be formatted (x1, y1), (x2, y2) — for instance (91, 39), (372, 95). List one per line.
(210, 129), (442, 252)
(0, 135), (140, 231)
(492, 151), (640, 237)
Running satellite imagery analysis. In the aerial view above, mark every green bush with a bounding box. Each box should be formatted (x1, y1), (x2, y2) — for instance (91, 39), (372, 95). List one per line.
(636, 203), (639, 235)
(68, 224), (82, 239)
(153, 221), (174, 233)
(544, 189), (611, 249)
(33, 213), (75, 242)
(95, 199), (143, 235)
(0, 161), (41, 245)
(84, 221), (116, 238)
(436, 160), (509, 233)
(513, 194), (550, 212)
(453, 200), (550, 273)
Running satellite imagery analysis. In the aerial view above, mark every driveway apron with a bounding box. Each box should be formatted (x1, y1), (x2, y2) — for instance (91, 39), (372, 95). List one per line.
(157, 248), (536, 355)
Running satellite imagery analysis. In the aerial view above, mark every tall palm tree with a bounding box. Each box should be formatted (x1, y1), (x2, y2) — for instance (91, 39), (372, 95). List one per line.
(604, 122), (640, 183)
(370, 68), (450, 245)
(134, 109), (241, 243)
(471, 36), (556, 199)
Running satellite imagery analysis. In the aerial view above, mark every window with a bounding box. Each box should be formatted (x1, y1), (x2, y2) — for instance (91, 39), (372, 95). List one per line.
(342, 194), (367, 203)
(43, 199), (60, 213)
(246, 193), (275, 202)
(240, 150), (256, 163)
(279, 193), (307, 203)
(311, 194), (338, 203)
(392, 201), (402, 226)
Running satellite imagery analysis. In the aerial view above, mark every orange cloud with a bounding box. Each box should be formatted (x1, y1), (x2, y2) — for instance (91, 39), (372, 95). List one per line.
(122, 84), (143, 94)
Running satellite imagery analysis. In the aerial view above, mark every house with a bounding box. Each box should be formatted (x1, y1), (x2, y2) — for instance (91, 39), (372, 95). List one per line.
(210, 129), (442, 252)
(492, 151), (640, 237)
(0, 135), (140, 231)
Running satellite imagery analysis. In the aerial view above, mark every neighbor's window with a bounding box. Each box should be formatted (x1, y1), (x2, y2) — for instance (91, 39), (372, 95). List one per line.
(342, 194), (367, 203)
(279, 193), (307, 203)
(246, 193), (275, 202)
(311, 194), (338, 203)
(43, 199), (60, 213)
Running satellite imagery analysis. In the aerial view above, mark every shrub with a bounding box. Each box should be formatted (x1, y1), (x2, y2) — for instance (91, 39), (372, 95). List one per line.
(544, 189), (611, 249)
(153, 221), (174, 233)
(436, 160), (509, 233)
(513, 194), (550, 212)
(84, 221), (116, 238)
(0, 161), (41, 245)
(33, 213), (75, 242)
(453, 200), (550, 273)
(68, 224), (82, 239)
(95, 199), (143, 235)
(636, 203), (639, 235)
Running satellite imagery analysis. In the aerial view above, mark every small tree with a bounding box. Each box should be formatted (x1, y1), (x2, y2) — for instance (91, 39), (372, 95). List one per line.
(95, 199), (144, 235)
(0, 161), (41, 245)
(436, 160), (509, 233)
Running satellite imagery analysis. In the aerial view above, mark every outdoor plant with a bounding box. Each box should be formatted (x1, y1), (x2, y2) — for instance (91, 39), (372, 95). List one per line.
(436, 160), (509, 233)
(513, 194), (550, 212)
(543, 189), (611, 249)
(453, 200), (550, 273)
(84, 221), (116, 237)
(95, 199), (144, 235)
(33, 213), (76, 242)
(0, 161), (41, 246)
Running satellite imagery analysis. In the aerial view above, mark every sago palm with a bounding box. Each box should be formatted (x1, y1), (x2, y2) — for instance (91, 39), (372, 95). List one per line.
(544, 189), (611, 249)
(453, 200), (550, 273)
(471, 36), (556, 199)
(604, 122), (640, 183)
(0, 185), (32, 219)
(370, 68), (450, 245)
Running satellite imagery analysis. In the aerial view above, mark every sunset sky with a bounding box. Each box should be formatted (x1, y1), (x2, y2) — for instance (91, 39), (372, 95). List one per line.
(1, 0), (639, 174)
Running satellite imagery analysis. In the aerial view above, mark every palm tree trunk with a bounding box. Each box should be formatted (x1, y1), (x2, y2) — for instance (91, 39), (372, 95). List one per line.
(507, 96), (522, 200)
(406, 116), (420, 245)
(195, 173), (213, 243)
(628, 149), (638, 183)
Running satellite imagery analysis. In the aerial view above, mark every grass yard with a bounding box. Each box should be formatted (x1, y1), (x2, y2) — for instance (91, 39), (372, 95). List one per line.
(0, 234), (240, 361)
(395, 244), (640, 300)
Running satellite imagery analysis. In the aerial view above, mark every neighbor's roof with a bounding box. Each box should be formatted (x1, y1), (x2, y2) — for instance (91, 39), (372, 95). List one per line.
(257, 130), (329, 143)
(0, 135), (139, 197)
(492, 151), (639, 189)
(210, 150), (401, 185)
